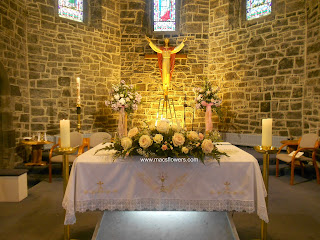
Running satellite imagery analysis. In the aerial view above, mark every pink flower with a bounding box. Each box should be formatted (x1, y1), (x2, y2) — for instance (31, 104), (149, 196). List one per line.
(161, 145), (168, 150)
(199, 133), (204, 140)
(201, 101), (207, 106)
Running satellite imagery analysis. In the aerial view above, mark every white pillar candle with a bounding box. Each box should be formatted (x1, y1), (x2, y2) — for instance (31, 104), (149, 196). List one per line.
(60, 119), (70, 148)
(76, 77), (81, 105)
(262, 118), (272, 147)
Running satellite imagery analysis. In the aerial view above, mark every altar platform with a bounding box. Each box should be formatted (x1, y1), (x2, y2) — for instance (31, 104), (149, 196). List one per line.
(92, 211), (239, 240)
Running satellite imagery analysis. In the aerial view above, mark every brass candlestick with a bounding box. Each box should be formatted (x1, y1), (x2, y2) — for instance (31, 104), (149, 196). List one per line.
(76, 104), (81, 132)
(254, 145), (278, 240)
(54, 146), (78, 240)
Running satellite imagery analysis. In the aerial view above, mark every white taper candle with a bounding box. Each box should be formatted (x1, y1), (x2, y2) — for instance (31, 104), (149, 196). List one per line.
(76, 77), (81, 105)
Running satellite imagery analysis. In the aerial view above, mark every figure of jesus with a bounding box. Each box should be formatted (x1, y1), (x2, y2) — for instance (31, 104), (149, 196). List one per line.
(146, 36), (187, 98)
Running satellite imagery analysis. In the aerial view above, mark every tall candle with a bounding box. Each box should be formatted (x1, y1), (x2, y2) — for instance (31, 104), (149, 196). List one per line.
(60, 119), (70, 148)
(262, 118), (272, 147)
(76, 77), (81, 105)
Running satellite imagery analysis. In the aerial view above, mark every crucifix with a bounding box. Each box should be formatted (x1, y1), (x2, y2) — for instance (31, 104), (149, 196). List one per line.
(145, 36), (187, 125)
(145, 36), (187, 99)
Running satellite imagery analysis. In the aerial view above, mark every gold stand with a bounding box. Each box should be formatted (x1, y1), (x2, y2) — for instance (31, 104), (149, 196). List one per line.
(76, 104), (81, 132)
(54, 147), (78, 240)
(254, 146), (278, 240)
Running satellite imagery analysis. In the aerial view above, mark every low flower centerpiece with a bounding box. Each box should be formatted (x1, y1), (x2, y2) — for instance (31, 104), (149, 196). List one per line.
(194, 81), (222, 133)
(98, 120), (227, 164)
(105, 80), (142, 137)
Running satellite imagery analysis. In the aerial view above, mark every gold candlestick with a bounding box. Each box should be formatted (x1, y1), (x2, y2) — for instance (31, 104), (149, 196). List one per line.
(54, 147), (78, 240)
(76, 104), (81, 132)
(254, 145), (278, 240)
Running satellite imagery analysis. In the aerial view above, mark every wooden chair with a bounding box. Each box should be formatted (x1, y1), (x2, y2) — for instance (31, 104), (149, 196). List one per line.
(86, 132), (112, 150)
(48, 132), (87, 183)
(276, 133), (320, 185)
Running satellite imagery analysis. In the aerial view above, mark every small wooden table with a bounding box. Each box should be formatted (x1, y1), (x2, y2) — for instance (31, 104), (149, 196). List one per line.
(21, 140), (54, 166)
(280, 139), (299, 153)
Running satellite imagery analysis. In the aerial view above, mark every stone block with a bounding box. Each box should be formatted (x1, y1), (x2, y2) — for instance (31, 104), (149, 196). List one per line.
(247, 36), (265, 48)
(260, 102), (270, 112)
(30, 89), (50, 98)
(58, 77), (71, 86)
(278, 58), (294, 70)
(0, 170), (28, 202)
(258, 66), (276, 77)
(10, 85), (21, 96)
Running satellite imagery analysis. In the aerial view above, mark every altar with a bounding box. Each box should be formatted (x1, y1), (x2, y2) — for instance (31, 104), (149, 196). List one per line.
(62, 143), (268, 226)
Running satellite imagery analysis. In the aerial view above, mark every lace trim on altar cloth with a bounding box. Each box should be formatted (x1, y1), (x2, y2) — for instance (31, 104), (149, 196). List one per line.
(63, 198), (269, 225)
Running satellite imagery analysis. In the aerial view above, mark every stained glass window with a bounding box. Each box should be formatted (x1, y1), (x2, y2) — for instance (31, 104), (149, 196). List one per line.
(154, 0), (176, 32)
(58, 0), (84, 22)
(246, 0), (272, 20)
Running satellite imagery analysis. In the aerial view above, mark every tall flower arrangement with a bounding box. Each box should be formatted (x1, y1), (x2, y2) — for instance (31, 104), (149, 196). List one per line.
(194, 81), (222, 132)
(105, 80), (142, 137)
(105, 80), (142, 114)
(98, 120), (227, 164)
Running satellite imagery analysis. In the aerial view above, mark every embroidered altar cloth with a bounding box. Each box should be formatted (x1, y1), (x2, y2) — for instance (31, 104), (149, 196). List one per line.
(62, 143), (268, 225)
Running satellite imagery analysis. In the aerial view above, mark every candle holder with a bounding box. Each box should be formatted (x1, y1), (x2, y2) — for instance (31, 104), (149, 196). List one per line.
(76, 104), (81, 132)
(253, 145), (278, 240)
(54, 146), (78, 240)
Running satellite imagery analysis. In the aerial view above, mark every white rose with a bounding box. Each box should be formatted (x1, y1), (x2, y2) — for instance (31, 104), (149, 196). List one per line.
(129, 95), (133, 99)
(139, 135), (153, 149)
(121, 137), (132, 150)
(126, 97), (130, 102)
(201, 139), (214, 154)
(153, 134), (163, 144)
(128, 127), (139, 138)
(182, 147), (189, 154)
(172, 133), (185, 147)
(120, 94), (124, 97)
(156, 120), (170, 134)
(119, 98), (126, 105)
(188, 131), (200, 141)
(114, 94), (120, 100)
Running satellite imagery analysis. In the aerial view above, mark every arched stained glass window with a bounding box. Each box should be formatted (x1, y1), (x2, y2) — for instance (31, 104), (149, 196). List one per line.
(153, 0), (176, 32)
(58, 0), (84, 22)
(246, 0), (272, 20)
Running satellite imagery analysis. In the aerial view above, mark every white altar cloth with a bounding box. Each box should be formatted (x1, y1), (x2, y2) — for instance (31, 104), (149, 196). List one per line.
(62, 143), (268, 225)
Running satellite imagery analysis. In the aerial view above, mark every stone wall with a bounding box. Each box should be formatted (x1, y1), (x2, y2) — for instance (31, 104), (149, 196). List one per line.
(0, 0), (28, 167)
(208, 0), (319, 137)
(305, 0), (320, 135)
(0, 0), (29, 139)
(26, 0), (121, 135)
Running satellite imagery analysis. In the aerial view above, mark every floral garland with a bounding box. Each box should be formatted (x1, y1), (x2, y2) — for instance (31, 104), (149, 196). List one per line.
(105, 80), (142, 114)
(194, 80), (222, 116)
(98, 120), (227, 164)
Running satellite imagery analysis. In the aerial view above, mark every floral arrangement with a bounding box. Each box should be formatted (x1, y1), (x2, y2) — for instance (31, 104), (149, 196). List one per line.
(105, 80), (142, 114)
(98, 120), (227, 164)
(194, 80), (222, 116)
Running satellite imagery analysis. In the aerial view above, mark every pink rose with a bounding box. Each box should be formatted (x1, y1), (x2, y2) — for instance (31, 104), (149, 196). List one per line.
(199, 133), (204, 140)
(161, 145), (168, 150)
